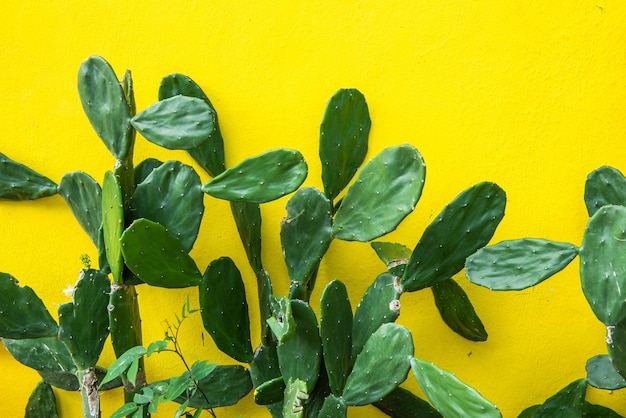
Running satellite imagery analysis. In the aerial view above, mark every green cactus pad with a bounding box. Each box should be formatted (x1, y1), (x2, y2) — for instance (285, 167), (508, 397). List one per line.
(0, 273), (58, 339)
(277, 300), (322, 390)
(373, 387), (443, 418)
(58, 171), (102, 246)
(332, 145), (426, 242)
(283, 378), (309, 418)
(78, 56), (133, 160)
(371, 241), (412, 278)
(351, 273), (401, 364)
(249, 343), (283, 408)
(176, 365), (253, 408)
(432, 278), (488, 342)
(342, 323), (413, 406)
(134, 158), (163, 184)
(0, 152), (57, 200)
(586, 354), (626, 390)
(411, 357), (502, 418)
(199, 257), (253, 362)
(466, 238), (578, 291)
(57, 269), (110, 370)
(582, 402), (623, 417)
(267, 295), (296, 345)
(320, 280), (353, 395)
(531, 378), (587, 418)
(159, 73), (226, 177)
(580, 205), (626, 325)
(102, 171), (124, 283)
(402, 182), (506, 292)
(108, 285), (142, 358)
(607, 320), (626, 378)
(3, 337), (75, 374)
(231, 201), (264, 272)
(281, 187), (333, 291)
(202, 149), (308, 203)
(254, 376), (286, 405)
(131, 95), (215, 150)
(130, 160), (204, 252)
(319, 88), (371, 202)
(120, 218), (202, 288)
(584, 166), (626, 217)
(318, 395), (347, 417)
(25, 381), (58, 418)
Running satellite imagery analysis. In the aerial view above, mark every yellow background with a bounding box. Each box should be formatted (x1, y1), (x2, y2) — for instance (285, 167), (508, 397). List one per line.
(1, 1), (626, 416)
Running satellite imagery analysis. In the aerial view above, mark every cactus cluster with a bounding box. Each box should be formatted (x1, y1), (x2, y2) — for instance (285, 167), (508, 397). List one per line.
(0, 55), (546, 417)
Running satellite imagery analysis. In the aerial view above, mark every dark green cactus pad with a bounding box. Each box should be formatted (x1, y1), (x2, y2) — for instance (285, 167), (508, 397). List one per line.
(371, 241), (412, 278)
(582, 402), (623, 417)
(531, 378), (587, 418)
(0, 152), (57, 200)
(78, 56), (133, 160)
(102, 171), (124, 283)
(202, 149), (308, 203)
(466, 238), (578, 291)
(130, 160), (204, 252)
(580, 205), (626, 325)
(230, 201), (264, 272)
(318, 395), (347, 417)
(373, 387), (443, 418)
(607, 320), (626, 378)
(319, 88), (371, 202)
(517, 405), (540, 418)
(267, 295), (296, 344)
(108, 285), (142, 358)
(250, 343), (283, 413)
(432, 278), (488, 342)
(320, 280), (353, 395)
(159, 73), (226, 177)
(3, 337), (75, 374)
(134, 158), (163, 184)
(131, 95), (215, 150)
(25, 381), (58, 418)
(351, 273), (401, 364)
(586, 354), (626, 390)
(174, 365), (253, 408)
(402, 182), (506, 292)
(281, 187), (333, 292)
(411, 357), (502, 418)
(0, 273), (58, 339)
(332, 145), (426, 242)
(120, 218), (202, 288)
(254, 376), (287, 405)
(58, 171), (102, 246)
(121, 69), (135, 116)
(585, 166), (626, 217)
(199, 257), (253, 363)
(342, 323), (413, 406)
(277, 300), (322, 390)
(57, 269), (110, 370)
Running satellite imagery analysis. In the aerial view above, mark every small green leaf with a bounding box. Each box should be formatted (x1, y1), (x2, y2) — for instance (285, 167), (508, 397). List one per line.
(190, 360), (218, 382)
(111, 403), (139, 418)
(147, 340), (169, 356)
(99, 346), (147, 387)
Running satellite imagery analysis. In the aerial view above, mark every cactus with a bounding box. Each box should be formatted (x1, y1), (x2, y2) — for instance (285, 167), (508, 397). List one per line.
(431, 278), (487, 342)
(58, 171), (102, 246)
(370, 241), (412, 277)
(531, 379), (587, 417)
(0, 152), (57, 200)
(586, 354), (626, 390)
(584, 166), (626, 216)
(102, 171), (124, 283)
(373, 387), (442, 418)
(25, 382), (58, 418)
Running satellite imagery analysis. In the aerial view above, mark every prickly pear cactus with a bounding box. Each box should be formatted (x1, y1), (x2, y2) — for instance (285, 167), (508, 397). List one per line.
(584, 166), (626, 217)
(58, 171), (102, 246)
(0, 152), (57, 200)
(25, 381), (59, 418)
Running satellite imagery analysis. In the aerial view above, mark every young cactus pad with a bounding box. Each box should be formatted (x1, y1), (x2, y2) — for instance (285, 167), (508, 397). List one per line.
(431, 278), (487, 342)
(58, 171), (103, 246)
(102, 171), (124, 283)
(25, 381), (58, 418)
(332, 144), (426, 242)
(579, 205), (626, 325)
(401, 182), (506, 292)
(319, 88), (371, 202)
(0, 152), (57, 200)
(586, 355), (626, 390)
(531, 379), (587, 418)
(584, 166), (626, 217)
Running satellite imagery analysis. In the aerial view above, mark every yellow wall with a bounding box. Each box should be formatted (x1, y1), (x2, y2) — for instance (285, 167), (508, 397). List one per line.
(1, 1), (626, 416)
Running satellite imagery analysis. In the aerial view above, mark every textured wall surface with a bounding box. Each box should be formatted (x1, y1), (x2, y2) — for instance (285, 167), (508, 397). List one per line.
(1, 1), (626, 416)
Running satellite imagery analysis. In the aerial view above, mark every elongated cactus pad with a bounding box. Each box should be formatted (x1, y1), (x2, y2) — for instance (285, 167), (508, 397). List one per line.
(57, 269), (110, 370)
(411, 357), (502, 418)
(108, 285), (142, 359)
(580, 205), (626, 325)
(333, 145), (425, 242)
(432, 278), (487, 342)
(371, 241), (412, 278)
(607, 320), (626, 378)
(342, 323), (413, 406)
(25, 381), (58, 418)
(131, 95), (215, 150)
(120, 218), (202, 288)
(402, 182), (506, 292)
(0, 273), (58, 339)
(250, 343), (283, 410)
(318, 395), (347, 417)
(159, 73), (226, 177)
(319, 88), (371, 202)
(531, 379), (587, 418)
(0, 152), (57, 200)
(281, 187), (332, 293)
(466, 238), (578, 291)
(255, 376), (286, 405)
(102, 171), (124, 283)
(277, 300), (322, 390)
(78, 56), (133, 159)
(584, 166), (626, 217)
(586, 355), (626, 390)
(351, 273), (401, 364)
(373, 387), (442, 418)
(320, 280), (353, 395)
(130, 160), (204, 252)
(202, 149), (308, 203)
(199, 257), (254, 363)
(58, 171), (102, 246)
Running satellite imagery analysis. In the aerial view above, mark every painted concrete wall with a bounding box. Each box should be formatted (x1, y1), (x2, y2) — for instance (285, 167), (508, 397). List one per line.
(1, 1), (626, 416)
